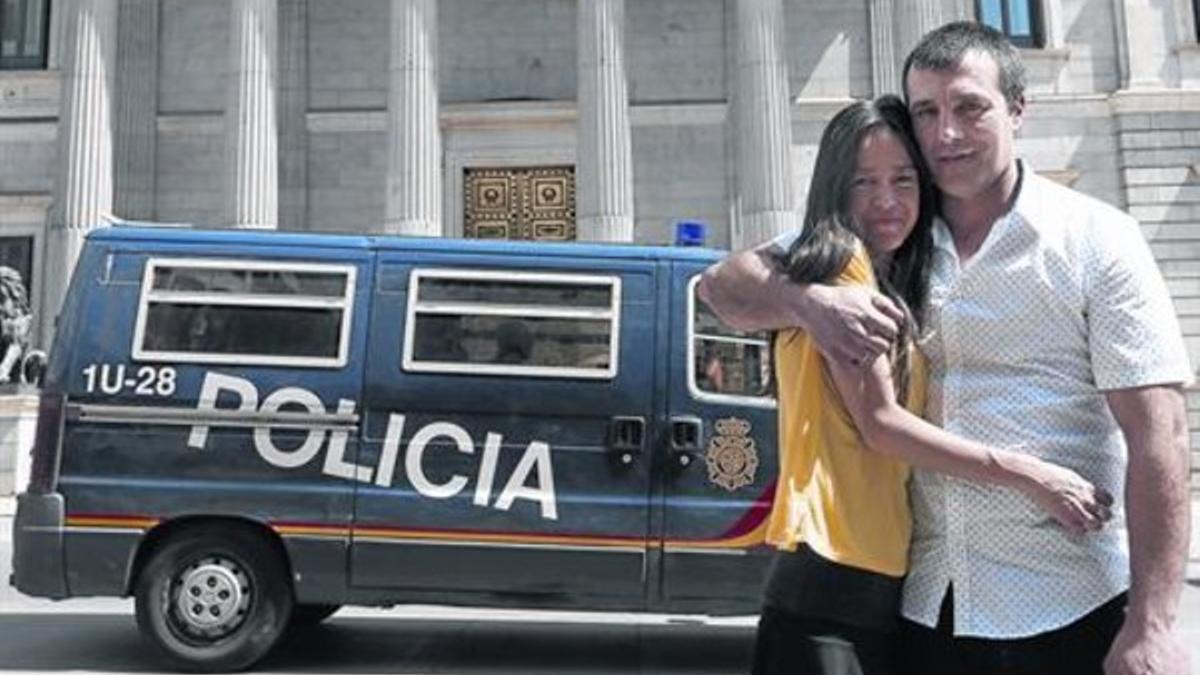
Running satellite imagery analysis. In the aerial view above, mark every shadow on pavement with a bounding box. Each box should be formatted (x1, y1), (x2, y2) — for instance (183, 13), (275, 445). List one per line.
(0, 614), (151, 672)
(0, 614), (754, 674)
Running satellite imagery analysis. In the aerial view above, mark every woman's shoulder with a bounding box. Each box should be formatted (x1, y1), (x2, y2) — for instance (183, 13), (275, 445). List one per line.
(836, 240), (876, 287)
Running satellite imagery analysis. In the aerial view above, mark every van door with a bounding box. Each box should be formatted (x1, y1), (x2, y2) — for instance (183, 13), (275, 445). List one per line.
(352, 250), (657, 602)
(657, 262), (777, 611)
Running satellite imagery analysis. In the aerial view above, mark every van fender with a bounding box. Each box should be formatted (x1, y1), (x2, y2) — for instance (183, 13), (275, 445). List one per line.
(125, 515), (294, 599)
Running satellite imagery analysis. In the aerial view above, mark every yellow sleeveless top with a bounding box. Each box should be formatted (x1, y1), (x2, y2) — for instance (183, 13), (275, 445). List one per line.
(765, 248), (927, 577)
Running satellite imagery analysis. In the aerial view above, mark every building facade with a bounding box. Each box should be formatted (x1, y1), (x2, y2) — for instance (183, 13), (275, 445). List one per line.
(2, 0), (1200, 485)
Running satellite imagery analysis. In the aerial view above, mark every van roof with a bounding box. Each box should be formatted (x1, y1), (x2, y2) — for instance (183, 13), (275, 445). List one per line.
(88, 223), (728, 263)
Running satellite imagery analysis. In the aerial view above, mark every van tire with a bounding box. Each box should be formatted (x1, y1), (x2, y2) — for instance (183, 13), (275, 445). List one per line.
(134, 525), (293, 673)
(289, 603), (340, 627)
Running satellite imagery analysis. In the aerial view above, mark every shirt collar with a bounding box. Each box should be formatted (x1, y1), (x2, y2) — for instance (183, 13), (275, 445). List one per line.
(1008, 160), (1043, 227)
(930, 160), (1040, 257)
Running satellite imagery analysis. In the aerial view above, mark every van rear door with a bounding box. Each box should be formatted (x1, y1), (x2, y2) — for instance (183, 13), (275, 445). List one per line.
(656, 262), (777, 612)
(57, 243), (370, 598)
(352, 248), (657, 602)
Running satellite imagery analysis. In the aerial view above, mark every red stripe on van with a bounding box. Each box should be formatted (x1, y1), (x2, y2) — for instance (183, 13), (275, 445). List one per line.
(715, 481), (776, 540)
(66, 513), (161, 529)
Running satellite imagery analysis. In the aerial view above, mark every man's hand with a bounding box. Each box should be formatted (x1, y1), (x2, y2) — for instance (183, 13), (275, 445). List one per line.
(804, 284), (904, 368)
(1104, 621), (1190, 675)
(1104, 385), (1191, 675)
(697, 245), (903, 367)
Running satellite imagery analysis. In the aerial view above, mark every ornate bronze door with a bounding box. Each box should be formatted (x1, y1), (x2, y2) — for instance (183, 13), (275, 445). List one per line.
(463, 167), (576, 241)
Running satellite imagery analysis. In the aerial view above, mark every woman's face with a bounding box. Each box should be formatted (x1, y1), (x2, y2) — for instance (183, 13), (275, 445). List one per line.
(848, 128), (921, 260)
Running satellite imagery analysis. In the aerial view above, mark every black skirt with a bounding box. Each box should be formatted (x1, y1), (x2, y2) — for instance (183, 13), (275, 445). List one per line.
(762, 543), (904, 632)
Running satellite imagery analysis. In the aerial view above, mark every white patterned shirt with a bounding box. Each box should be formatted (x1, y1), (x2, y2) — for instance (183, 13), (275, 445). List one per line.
(901, 166), (1193, 638)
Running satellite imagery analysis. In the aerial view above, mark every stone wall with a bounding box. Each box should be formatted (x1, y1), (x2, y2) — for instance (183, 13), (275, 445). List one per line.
(627, 0), (725, 103)
(307, 1), (388, 110)
(1110, 94), (1200, 489)
(159, 0), (226, 114)
(155, 117), (223, 225)
(307, 121), (387, 232)
(440, 0), (576, 104)
(783, 0), (872, 99)
(631, 111), (728, 246)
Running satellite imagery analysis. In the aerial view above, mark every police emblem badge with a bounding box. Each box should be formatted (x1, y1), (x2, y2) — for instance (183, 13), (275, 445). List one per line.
(704, 417), (758, 491)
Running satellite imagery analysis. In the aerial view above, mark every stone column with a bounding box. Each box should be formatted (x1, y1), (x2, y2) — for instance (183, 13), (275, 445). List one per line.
(44, 0), (118, 340)
(732, 0), (795, 248)
(895, 1), (943, 61)
(576, 0), (634, 242)
(1115, 0), (1177, 89)
(384, 0), (441, 236)
(868, 0), (899, 95)
(114, 0), (159, 220)
(225, 0), (279, 229)
(895, 0), (942, 92)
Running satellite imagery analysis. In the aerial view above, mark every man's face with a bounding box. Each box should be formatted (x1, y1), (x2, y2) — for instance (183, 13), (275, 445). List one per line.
(906, 50), (1023, 203)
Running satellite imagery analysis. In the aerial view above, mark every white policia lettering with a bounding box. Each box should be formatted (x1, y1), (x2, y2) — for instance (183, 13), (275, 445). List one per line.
(186, 371), (559, 520)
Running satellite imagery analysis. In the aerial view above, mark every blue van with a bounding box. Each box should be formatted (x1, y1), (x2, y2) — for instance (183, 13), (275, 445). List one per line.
(12, 225), (777, 671)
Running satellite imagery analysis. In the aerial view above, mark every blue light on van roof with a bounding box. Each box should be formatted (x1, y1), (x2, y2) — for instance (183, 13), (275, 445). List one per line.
(674, 220), (706, 247)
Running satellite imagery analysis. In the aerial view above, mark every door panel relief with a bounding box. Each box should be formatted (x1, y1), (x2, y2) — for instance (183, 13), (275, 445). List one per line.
(464, 167), (576, 241)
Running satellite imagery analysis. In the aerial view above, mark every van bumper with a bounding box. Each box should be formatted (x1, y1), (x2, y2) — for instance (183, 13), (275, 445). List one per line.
(10, 492), (68, 599)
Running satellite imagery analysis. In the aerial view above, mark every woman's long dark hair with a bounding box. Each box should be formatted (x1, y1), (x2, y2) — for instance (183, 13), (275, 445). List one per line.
(783, 95), (935, 403)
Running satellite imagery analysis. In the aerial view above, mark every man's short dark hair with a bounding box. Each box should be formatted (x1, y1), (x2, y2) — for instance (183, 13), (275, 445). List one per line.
(902, 21), (1026, 111)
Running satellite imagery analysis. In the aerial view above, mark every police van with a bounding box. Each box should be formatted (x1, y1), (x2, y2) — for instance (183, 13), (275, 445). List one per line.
(12, 225), (777, 671)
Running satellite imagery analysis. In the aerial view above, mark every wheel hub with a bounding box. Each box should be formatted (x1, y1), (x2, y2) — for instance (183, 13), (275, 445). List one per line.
(172, 558), (250, 636)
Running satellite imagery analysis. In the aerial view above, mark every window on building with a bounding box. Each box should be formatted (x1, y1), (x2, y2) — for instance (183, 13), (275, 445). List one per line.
(977, 0), (1043, 48)
(404, 269), (620, 379)
(0, 236), (34, 297)
(690, 278), (774, 404)
(1, 0), (50, 70)
(133, 259), (357, 368)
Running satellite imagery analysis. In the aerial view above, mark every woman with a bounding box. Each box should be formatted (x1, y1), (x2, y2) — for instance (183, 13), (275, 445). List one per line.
(753, 96), (1110, 675)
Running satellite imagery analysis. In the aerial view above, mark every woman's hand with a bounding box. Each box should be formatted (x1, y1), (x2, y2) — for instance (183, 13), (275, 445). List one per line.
(1009, 454), (1115, 535)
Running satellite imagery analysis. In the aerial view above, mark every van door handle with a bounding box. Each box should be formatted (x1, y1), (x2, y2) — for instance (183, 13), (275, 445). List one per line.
(607, 416), (645, 466)
(669, 415), (703, 469)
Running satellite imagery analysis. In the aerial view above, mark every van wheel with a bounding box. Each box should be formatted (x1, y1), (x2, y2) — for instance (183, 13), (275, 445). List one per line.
(134, 525), (293, 673)
(289, 603), (340, 627)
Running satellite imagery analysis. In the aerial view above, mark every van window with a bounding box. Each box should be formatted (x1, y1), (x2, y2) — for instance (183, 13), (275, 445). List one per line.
(688, 276), (774, 406)
(132, 258), (356, 368)
(403, 269), (620, 379)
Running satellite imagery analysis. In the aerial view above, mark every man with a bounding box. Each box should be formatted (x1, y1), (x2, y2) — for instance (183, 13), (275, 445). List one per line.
(700, 22), (1192, 675)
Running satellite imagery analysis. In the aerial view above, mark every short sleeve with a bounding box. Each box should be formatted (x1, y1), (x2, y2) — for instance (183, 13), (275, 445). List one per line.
(836, 244), (876, 288)
(773, 245), (873, 347)
(769, 229), (800, 255)
(1087, 215), (1193, 390)
(769, 233), (874, 288)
